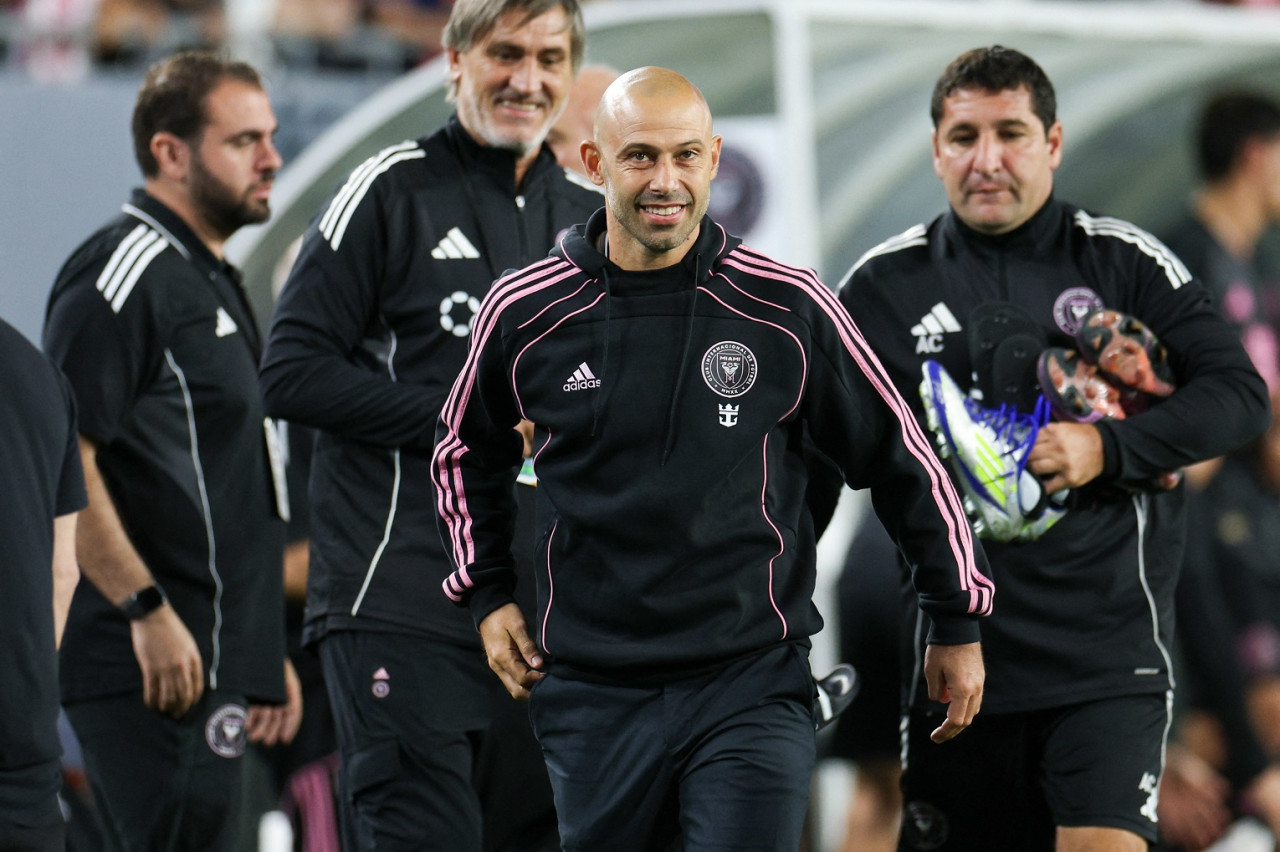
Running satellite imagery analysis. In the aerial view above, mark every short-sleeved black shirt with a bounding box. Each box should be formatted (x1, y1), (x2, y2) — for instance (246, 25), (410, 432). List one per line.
(0, 317), (86, 772)
(44, 190), (286, 705)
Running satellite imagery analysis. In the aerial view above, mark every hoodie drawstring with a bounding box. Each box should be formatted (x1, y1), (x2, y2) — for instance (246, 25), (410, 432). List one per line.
(591, 267), (612, 437)
(661, 253), (701, 466)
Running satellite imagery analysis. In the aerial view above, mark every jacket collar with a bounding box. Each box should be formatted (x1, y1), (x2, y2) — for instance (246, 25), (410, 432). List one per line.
(443, 113), (562, 196)
(559, 208), (739, 286)
(123, 188), (261, 351)
(944, 193), (1065, 253)
(123, 188), (237, 280)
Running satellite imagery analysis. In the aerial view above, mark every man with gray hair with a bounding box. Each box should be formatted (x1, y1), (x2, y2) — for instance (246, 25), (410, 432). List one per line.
(260, 1), (600, 848)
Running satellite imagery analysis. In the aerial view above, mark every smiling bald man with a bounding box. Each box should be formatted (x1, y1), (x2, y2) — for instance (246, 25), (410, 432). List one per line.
(434, 66), (990, 851)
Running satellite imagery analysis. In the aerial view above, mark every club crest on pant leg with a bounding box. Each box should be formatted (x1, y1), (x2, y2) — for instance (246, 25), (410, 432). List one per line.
(205, 703), (248, 758)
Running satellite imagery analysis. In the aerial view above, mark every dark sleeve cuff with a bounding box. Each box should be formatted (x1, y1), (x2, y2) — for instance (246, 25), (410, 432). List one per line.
(925, 613), (982, 646)
(467, 584), (518, 633)
(1094, 420), (1121, 482)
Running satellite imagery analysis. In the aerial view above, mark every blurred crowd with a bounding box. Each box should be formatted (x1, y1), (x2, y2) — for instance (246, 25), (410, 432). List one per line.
(3, 0), (1275, 85)
(0, 0), (461, 81)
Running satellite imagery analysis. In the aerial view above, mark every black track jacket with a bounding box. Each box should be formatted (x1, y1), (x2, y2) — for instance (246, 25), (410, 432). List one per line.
(838, 197), (1270, 713)
(434, 211), (992, 681)
(261, 116), (600, 647)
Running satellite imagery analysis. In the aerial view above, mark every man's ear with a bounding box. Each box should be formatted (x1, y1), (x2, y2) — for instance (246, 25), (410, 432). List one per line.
(150, 131), (189, 181)
(1241, 135), (1274, 175)
(582, 141), (605, 187)
(446, 47), (463, 97)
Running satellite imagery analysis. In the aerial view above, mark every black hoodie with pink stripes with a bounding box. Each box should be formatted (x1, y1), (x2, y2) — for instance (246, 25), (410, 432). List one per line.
(433, 210), (991, 682)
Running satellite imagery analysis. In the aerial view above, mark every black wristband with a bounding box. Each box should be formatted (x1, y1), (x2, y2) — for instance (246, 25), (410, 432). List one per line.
(119, 585), (168, 621)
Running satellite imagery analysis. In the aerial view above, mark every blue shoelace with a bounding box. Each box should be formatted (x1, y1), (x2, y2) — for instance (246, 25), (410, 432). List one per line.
(962, 395), (1052, 473)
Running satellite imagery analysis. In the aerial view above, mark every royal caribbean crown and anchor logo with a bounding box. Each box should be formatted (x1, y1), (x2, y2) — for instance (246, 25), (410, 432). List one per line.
(701, 341), (758, 427)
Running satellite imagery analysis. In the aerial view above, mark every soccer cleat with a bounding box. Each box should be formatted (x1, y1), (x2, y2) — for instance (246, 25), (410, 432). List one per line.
(920, 360), (1064, 542)
(1075, 310), (1176, 405)
(1039, 310), (1184, 492)
(814, 664), (859, 732)
(1036, 348), (1129, 423)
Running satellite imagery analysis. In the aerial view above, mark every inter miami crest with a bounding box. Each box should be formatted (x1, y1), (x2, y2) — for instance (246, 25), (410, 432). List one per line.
(205, 703), (248, 758)
(701, 341), (758, 398)
(902, 800), (948, 850)
(1052, 287), (1104, 336)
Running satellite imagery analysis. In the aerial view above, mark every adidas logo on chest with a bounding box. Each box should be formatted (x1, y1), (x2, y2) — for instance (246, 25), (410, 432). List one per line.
(215, 307), (239, 338)
(563, 362), (600, 391)
(912, 301), (961, 354)
(431, 227), (480, 260)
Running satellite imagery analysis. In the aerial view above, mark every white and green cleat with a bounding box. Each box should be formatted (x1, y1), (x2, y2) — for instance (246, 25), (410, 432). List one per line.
(920, 360), (1065, 542)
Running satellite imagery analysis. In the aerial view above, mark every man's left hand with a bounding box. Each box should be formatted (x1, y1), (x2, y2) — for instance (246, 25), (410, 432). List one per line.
(246, 659), (303, 747)
(479, 603), (544, 700)
(923, 641), (984, 743)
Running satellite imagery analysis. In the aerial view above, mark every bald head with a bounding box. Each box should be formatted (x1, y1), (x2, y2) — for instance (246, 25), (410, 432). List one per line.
(594, 66), (712, 143)
(583, 66), (720, 270)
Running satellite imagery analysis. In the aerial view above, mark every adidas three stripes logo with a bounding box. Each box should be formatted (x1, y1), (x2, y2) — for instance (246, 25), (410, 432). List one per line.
(96, 223), (167, 313)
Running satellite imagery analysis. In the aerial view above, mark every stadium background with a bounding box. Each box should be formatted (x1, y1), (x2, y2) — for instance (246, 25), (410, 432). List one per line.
(4, 1), (1279, 847)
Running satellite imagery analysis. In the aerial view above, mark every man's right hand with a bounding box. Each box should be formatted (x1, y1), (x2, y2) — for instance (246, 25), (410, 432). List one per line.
(1157, 745), (1230, 851)
(130, 604), (204, 717)
(1245, 764), (1280, 842)
(479, 602), (544, 700)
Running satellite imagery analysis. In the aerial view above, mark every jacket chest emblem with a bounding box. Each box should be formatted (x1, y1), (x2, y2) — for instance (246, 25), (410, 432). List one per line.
(701, 341), (757, 398)
(214, 307), (239, 338)
(431, 227), (480, 260)
(1053, 287), (1104, 336)
(563, 362), (600, 392)
(440, 290), (481, 338)
(911, 301), (961, 354)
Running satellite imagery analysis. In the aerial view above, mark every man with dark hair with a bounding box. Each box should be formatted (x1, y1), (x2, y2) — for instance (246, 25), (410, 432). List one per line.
(837, 46), (1270, 851)
(259, 1), (599, 848)
(433, 65), (990, 852)
(1157, 89), (1280, 849)
(44, 49), (299, 849)
(1163, 90), (1280, 391)
(0, 317), (84, 852)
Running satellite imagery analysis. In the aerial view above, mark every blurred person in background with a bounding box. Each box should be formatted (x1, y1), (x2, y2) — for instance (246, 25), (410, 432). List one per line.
(545, 62), (618, 174)
(827, 506), (906, 852)
(92, 0), (224, 65)
(1150, 89), (1280, 851)
(1159, 420), (1280, 850)
(365, 0), (452, 65)
(1163, 90), (1280, 395)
